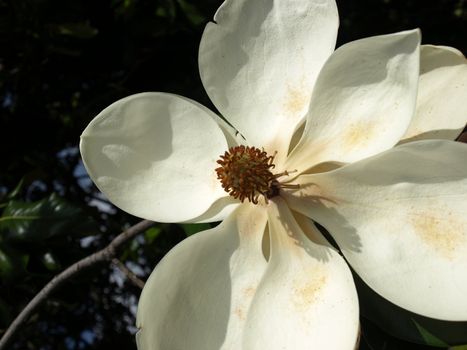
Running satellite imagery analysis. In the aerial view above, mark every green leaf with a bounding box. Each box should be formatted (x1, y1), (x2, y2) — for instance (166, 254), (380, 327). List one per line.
(0, 193), (96, 242)
(176, 0), (205, 25)
(144, 227), (162, 244)
(155, 0), (176, 20)
(55, 22), (98, 39)
(180, 223), (211, 237)
(413, 320), (449, 347)
(0, 244), (28, 280)
(122, 0), (134, 8)
(6, 178), (25, 200)
(450, 345), (467, 350)
(40, 251), (61, 271)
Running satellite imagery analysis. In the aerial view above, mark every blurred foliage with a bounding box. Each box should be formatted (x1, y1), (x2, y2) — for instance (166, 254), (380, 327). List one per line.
(0, 0), (466, 349)
(0, 192), (96, 242)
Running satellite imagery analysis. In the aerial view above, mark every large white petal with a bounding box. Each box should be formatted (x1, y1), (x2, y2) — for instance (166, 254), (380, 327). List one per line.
(187, 196), (240, 223)
(401, 45), (467, 143)
(199, 0), (339, 161)
(240, 198), (359, 349)
(136, 203), (268, 350)
(80, 93), (230, 223)
(286, 30), (420, 174)
(285, 140), (467, 320)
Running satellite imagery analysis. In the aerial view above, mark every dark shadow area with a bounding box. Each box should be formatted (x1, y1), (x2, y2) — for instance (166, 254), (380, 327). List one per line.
(285, 181), (363, 254)
(271, 199), (334, 262)
(399, 128), (465, 144)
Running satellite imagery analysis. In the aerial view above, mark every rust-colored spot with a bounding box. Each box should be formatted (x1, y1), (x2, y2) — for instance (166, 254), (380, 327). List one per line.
(231, 286), (258, 321)
(234, 307), (245, 320)
(293, 267), (327, 310)
(243, 286), (256, 298)
(284, 84), (309, 117)
(342, 121), (376, 149)
(410, 210), (466, 259)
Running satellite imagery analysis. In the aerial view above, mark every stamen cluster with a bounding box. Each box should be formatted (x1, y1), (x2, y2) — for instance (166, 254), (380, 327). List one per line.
(216, 145), (280, 204)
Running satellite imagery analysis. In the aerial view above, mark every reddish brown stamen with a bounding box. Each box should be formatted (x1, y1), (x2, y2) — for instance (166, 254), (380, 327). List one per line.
(215, 145), (298, 204)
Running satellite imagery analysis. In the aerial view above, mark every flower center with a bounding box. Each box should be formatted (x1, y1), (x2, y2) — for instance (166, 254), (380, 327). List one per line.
(215, 145), (298, 204)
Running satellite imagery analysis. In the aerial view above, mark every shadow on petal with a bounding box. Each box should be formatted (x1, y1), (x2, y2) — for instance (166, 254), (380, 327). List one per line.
(136, 204), (268, 350)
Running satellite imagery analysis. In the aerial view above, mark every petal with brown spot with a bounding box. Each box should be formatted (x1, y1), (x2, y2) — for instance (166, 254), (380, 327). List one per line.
(239, 198), (359, 349)
(286, 30), (420, 173)
(286, 139), (467, 321)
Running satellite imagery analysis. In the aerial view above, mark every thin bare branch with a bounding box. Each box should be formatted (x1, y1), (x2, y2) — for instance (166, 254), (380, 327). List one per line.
(112, 258), (145, 289)
(0, 219), (155, 350)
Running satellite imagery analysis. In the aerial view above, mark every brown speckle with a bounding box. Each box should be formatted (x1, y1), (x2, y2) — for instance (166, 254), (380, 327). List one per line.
(243, 286), (256, 298)
(343, 121), (376, 149)
(410, 210), (466, 259)
(283, 84), (309, 117)
(231, 287), (257, 321)
(234, 307), (245, 320)
(293, 268), (327, 310)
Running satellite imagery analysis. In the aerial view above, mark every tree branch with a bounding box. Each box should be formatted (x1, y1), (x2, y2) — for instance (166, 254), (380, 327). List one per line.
(112, 258), (145, 289)
(0, 219), (155, 350)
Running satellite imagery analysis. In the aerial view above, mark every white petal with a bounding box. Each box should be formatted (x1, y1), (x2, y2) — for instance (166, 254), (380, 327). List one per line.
(136, 203), (268, 350)
(178, 95), (245, 148)
(240, 198), (359, 349)
(401, 45), (467, 143)
(80, 92), (229, 223)
(285, 140), (467, 320)
(286, 30), (420, 173)
(199, 0), (339, 160)
(187, 197), (240, 223)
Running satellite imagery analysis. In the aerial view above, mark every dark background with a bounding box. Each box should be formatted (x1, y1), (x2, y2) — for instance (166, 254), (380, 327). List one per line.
(0, 0), (465, 349)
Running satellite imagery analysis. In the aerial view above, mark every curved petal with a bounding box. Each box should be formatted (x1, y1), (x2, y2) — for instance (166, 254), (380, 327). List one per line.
(177, 95), (244, 148)
(240, 198), (359, 349)
(285, 140), (467, 321)
(136, 203), (268, 350)
(186, 197), (240, 224)
(199, 0), (339, 161)
(400, 45), (467, 143)
(286, 30), (420, 174)
(80, 92), (230, 223)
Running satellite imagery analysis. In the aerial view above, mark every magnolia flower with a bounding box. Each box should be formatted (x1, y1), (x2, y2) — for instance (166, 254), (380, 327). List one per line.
(80, 0), (467, 348)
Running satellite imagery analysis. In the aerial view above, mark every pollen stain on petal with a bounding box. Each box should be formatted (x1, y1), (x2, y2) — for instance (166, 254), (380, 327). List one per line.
(233, 286), (256, 321)
(283, 84), (309, 117)
(343, 120), (376, 149)
(243, 286), (256, 298)
(410, 209), (466, 259)
(234, 307), (245, 321)
(292, 267), (327, 310)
